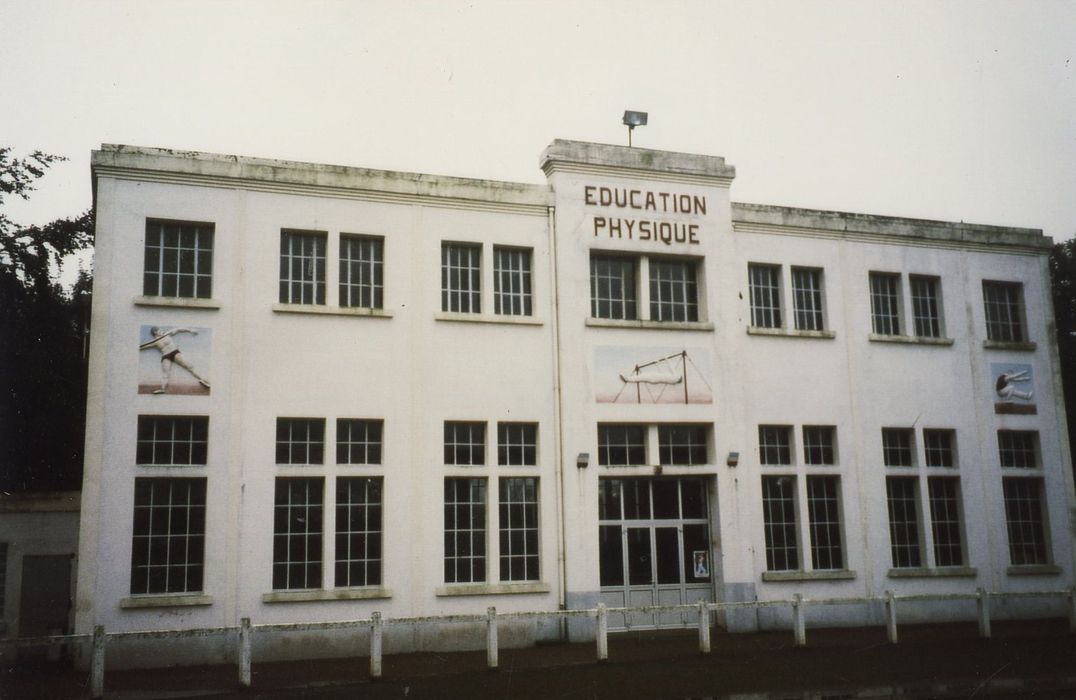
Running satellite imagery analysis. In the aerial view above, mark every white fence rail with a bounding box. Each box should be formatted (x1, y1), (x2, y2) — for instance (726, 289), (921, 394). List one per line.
(3, 587), (1074, 699)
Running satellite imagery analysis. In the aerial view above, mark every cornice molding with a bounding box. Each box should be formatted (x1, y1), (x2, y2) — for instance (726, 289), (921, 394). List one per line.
(543, 160), (733, 189)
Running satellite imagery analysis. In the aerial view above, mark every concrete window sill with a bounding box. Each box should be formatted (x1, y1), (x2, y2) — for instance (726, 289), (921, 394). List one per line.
(761, 570), (856, 582)
(587, 318), (714, 332)
(120, 594), (213, 609)
(436, 582), (551, 597)
(1006, 564), (1062, 576)
(868, 334), (955, 347)
(746, 327), (836, 340)
(262, 588), (392, 603)
(888, 566), (977, 579)
(984, 340), (1037, 352)
(434, 312), (543, 326)
(272, 304), (393, 319)
(134, 296), (222, 310)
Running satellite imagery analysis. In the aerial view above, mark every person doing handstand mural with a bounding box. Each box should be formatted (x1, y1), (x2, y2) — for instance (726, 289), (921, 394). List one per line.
(139, 326), (210, 394)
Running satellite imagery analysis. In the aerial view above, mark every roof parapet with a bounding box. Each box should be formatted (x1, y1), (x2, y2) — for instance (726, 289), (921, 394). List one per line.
(540, 139), (735, 181)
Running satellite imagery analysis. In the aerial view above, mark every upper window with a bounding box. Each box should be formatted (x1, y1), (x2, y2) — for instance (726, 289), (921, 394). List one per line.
(923, 429), (956, 468)
(441, 243), (482, 313)
(869, 272), (902, 336)
(802, 426), (836, 466)
(658, 425), (708, 465)
(497, 422), (537, 466)
(339, 235), (383, 309)
(336, 419), (383, 465)
(649, 259), (699, 322)
(790, 267), (825, 331)
(143, 220), (214, 299)
(590, 254), (637, 320)
(130, 477), (207, 594)
(759, 425), (793, 466)
(597, 424), (646, 466)
(909, 275), (942, 338)
(493, 247), (533, 316)
(137, 415), (209, 466)
(444, 421), (485, 466)
(279, 230), (326, 305)
(748, 264), (782, 329)
(276, 418), (325, 465)
(998, 430), (1038, 469)
(982, 281), (1026, 343)
(882, 428), (915, 467)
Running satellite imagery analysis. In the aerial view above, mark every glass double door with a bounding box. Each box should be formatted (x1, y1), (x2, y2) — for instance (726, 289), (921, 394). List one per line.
(599, 478), (714, 629)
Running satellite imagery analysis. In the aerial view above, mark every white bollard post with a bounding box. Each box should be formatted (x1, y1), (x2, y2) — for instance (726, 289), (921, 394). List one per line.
(793, 594), (806, 647)
(596, 603), (608, 662)
(698, 601), (711, 654)
(370, 612), (383, 679)
(238, 617), (252, 688)
(91, 625), (106, 699)
(885, 591), (898, 644)
(486, 607), (498, 670)
(977, 588), (992, 639)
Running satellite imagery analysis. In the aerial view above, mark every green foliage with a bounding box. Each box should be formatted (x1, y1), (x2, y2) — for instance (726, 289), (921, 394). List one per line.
(0, 148), (94, 492)
(1049, 239), (1076, 485)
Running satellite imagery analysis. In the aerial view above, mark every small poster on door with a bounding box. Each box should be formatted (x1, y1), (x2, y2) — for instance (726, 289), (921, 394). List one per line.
(692, 550), (709, 578)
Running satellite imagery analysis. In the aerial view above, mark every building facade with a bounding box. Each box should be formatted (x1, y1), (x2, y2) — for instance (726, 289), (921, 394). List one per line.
(77, 141), (1075, 666)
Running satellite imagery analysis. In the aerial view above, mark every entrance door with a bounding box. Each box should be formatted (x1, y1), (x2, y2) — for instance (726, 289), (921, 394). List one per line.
(599, 478), (714, 630)
(19, 555), (72, 637)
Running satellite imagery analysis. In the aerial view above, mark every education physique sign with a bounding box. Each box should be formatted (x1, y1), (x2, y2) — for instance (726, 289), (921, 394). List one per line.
(583, 185), (706, 246)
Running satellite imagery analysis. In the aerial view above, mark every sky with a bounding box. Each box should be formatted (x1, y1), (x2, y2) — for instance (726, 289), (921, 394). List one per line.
(2, 0), (1074, 255)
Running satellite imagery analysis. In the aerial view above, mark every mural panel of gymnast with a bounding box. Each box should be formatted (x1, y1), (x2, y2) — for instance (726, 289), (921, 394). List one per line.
(139, 326), (211, 395)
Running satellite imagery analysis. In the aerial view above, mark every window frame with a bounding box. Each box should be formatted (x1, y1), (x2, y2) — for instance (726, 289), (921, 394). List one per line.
(130, 477), (207, 595)
(869, 272), (902, 336)
(143, 219), (215, 300)
(334, 476), (383, 588)
(790, 266), (826, 332)
(137, 415), (209, 466)
(441, 242), (483, 314)
(338, 234), (384, 310)
(748, 263), (783, 329)
(279, 229), (327, 306)
(982, 280), (1027, 343)
(493, 246), (533, 317)
(272, 477), (324, 590)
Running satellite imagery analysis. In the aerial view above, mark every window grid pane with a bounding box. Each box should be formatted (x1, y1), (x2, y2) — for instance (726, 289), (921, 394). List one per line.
(807, 476), (843, 570)
(272, 478), (323, 590)
(924, 430), (955, 468)
(998, 431), (1038, 469)
(143, 220), (214, 299)
(441, 243), (481, 313)
(339, 235), (384, 309)
(444, 478), (486, 583)
(748, 264), (782, 328)
(1002, 478), (1048, 565)
(802, 426), (835, 466)
(910, 275), (941, 338)
(869, 273), (901, 335)
(499, 477), (539, 582)
(791, 268), (824, 331)
(444, 421), (485, 466)
(759, 425), (792, 466)
(597, 425), (646, 466)
(279, 231), (326, 305)
(658, 425), (708, 465)
(928, 477), (964, 567)
(761, 476), (799, 571)
(882, 429), (914, 467)
(886, 477), (921, 568)
(275, 418), (325, 465)
(493, 247), (533, 316)
(983, 282), (1025, 342)
(136, 416), (208, 466)
(336, 419), (383, 465)
(497, 423), (537, 466)
(130, 478), (206, 594)
(590, 255), (637, 320)
(649, 260), (699, 322)
(335, 477), (382, 587)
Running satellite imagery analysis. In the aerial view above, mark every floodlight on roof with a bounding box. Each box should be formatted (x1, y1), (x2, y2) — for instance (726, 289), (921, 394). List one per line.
(622, 110), (648, 147)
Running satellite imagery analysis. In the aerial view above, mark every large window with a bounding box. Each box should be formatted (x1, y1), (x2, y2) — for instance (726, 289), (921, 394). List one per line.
(444, 478), (487, 583)
(761, 476), (799, 571)
(143, 220), (214, 299)
(276, 418), (325, 465)
(999, 429), (1049, 566)
(649, 259), (699, 322)
(982, 281), (1026, 343)
(279, 230), (326, 305)
(130, 478), (207, 594)
(272, 478), (323, 590)
(791, 267), (825, 331)
(339, 235), (384, 309)
(909, 275), (942, 338)
(806, 476), (843, 570)
(499, 477), (539, 581)
(748, 263), (782, 329)
(869, 272), (902, 336)
(886, 477), (921, 568)
(137, 416), (208, 466)
(441, 243), (482, 313)
(590, 255), (637, 320)
(929, 477), (964, 567)
(597, 424), (646, 466)
(493, 247), (533, 316)
(335, 477), (382, 587)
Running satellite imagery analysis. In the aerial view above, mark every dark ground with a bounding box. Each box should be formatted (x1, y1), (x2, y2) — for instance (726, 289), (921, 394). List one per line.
(4, 618), (1076, 699)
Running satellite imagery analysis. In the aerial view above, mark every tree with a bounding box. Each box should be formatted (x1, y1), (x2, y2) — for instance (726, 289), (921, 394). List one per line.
(1049, 239), (1076, 489)
(0, 148), (94, 492)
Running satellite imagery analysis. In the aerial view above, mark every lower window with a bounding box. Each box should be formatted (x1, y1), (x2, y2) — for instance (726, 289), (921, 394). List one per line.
(335, 477), (383, 587)
(273, 478), (323, 590)
(499, 478), (539, 581)
(761, 476), (799, 571)
(444, 478), (487, 583)
(130, 478), (206, 594)
(1002, 477), (1050, 566)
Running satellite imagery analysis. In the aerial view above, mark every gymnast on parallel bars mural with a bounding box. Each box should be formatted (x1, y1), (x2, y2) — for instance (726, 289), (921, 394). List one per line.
(991, 362), (1035, 414)
(139, 325), (211, 395)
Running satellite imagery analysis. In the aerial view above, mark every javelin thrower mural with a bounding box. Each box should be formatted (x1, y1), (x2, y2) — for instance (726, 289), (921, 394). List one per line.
(594, 346), (713, 404)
